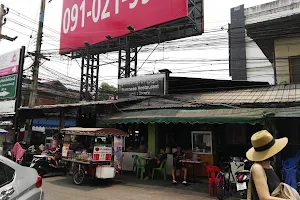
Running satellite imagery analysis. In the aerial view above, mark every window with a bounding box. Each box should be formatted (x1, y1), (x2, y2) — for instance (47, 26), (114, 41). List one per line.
(0, 163), (15, 188)
(289, 56), (300, 83)
(0, 164), (6, 187)
(191, 131), (212, 154)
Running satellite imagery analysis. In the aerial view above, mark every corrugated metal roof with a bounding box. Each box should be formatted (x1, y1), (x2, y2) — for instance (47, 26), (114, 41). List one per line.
(121, 97), (197, 111)
(177, 84), (300, 105)
(19, 96), (149, 111)
(120, 84), (300, 111)
(101, 108), (276, 125)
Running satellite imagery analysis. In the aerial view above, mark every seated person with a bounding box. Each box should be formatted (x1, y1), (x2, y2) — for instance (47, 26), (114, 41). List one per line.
(172, 147), (187, 185)
(144, 148), (167, 180)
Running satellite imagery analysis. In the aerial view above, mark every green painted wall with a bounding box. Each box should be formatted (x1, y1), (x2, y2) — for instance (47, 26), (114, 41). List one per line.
(148, 124), (156, 154)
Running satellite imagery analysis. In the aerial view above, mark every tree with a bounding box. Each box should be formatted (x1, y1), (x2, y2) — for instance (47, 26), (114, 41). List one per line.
(98, 82), (117, 100)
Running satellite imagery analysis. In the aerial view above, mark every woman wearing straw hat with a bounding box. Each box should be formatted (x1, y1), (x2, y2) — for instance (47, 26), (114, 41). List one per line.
(246, 130), (288, 200)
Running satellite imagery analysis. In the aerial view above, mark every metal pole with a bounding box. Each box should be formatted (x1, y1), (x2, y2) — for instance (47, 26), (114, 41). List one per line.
(14, 46), (25, 143)
(95, 54), (100, 100)
(125, 37), (130, 78)
(85, 45), (91, 100)
(134, 47), (138, 76)
(80, 51), (84, 101)
(28, 0), (46, 107)
(91, 55), (94, 92)
(118, 50), (122, 79)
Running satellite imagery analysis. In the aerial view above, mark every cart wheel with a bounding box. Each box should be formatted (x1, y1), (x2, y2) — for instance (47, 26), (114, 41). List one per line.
(73, 168), (85, 185)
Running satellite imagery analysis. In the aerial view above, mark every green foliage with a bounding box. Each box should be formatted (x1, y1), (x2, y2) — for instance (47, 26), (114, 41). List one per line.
(98, 82), (117, 100)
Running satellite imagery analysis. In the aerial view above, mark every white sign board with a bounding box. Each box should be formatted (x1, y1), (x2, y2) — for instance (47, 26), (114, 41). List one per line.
(93, 146), (112, 161)
(0, 100), (15, 114)
(118, 73), (166, 98)
(0, 49), (20, 77)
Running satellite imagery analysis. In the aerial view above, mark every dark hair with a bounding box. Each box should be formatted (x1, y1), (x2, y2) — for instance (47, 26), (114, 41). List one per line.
(264, 156), (274, 162)
(268, 156), (274, 162)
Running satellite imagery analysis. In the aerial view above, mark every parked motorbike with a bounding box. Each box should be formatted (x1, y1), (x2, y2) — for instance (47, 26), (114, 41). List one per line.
(216, 157), (251, 199)
(234, 161), (251, 199)
(30, 148), (67, 177)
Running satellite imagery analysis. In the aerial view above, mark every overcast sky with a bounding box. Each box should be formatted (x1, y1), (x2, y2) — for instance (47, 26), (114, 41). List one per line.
(0, 0), (274, 88)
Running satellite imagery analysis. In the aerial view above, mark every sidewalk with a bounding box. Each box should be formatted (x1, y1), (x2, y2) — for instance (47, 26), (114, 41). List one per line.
(116, 172), (240, 200)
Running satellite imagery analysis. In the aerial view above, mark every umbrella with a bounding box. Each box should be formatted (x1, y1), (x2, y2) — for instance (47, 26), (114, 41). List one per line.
(0, 128), (8, 135)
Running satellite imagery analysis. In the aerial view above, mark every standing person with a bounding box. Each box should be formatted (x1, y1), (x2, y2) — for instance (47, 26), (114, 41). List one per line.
(172, 147), (187, 185)
(144, 148), (167, 180)
(246, 130), (288, 200)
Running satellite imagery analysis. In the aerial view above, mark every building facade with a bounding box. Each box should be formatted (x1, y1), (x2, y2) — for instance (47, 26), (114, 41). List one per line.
(229, 0), (300, 85)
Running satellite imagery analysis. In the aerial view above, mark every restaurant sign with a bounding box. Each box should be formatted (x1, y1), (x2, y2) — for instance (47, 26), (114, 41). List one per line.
(118, 74), (165, 98)
(0, 49), (20, 77)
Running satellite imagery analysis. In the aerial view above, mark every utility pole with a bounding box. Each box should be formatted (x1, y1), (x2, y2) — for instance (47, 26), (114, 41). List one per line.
(28, 0), (46, 107)
(25, 0), (46, 144)
(0, 4), (17, 42)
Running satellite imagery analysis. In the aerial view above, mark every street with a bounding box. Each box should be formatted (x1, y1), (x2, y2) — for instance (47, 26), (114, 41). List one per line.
(43, 176), (214, 200)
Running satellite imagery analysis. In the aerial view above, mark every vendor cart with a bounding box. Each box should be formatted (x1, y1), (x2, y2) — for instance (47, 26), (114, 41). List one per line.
(61, 127), (128, 185)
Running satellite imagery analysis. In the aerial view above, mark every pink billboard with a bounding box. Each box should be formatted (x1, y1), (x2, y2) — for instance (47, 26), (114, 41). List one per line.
(0, 49), (20, 77)
(60, 0), (188, 53)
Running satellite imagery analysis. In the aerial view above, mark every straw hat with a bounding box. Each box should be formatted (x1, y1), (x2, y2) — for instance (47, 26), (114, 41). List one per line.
(246, 130), (288, 162)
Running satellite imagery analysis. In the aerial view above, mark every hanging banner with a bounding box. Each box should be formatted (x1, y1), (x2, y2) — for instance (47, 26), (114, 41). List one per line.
(114, 136), (123, 172)
(0, 49), (20, 77)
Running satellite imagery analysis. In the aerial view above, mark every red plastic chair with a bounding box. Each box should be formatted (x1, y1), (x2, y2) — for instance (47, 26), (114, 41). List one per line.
(206, 166), (221, 196)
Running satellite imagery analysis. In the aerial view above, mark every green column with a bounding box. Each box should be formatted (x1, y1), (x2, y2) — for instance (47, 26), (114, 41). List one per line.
(148, 124), (157, 154)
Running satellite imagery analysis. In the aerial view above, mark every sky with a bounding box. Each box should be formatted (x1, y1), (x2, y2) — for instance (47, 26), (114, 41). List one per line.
(0, 0), (275, 88)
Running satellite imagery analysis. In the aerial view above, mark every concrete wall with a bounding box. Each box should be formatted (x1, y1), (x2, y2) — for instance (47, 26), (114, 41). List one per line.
(274, 37), (300, 84)
(245, 36), (274, 84)
(245, 0), (300, 25)
(230, 5), (247, 80)
(230, 4), (274, 84)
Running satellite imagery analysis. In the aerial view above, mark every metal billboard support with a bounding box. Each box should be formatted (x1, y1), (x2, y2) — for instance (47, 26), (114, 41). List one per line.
(118, 37), (138, 79)
(80, 44), (100, 101)
(77, 44), (100, 128)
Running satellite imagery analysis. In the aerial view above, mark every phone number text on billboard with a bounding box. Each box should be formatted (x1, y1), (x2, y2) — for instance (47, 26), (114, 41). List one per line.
(60, 0), (188, 53)
(62, 0), (149, 34)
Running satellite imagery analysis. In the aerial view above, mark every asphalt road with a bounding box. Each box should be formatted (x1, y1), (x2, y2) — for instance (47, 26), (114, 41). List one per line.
(43, 176), (214, 200)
